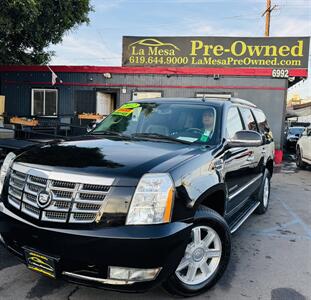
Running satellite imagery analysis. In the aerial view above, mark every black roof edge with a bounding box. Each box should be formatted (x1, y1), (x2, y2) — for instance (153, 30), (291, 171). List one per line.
(133, 97), (257, 108)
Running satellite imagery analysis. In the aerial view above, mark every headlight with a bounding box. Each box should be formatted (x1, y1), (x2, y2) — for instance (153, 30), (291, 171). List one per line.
(126, 173), (174, 225)
(0, 152), (16, 195)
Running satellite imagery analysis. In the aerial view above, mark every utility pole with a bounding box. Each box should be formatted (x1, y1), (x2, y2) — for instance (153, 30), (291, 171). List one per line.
(262, 0), (277, 37)
(264, 0), (271, 37)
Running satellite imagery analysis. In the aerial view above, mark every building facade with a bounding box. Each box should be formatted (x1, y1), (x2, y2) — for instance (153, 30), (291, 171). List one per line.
(0, 65), (308, 150)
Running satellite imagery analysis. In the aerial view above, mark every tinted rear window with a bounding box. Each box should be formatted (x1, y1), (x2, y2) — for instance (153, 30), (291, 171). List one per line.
(253, 109), (270, 134)
(239, 107), (257, 131)
(253, 109), (273, 142)
(226, 107), (244, 139)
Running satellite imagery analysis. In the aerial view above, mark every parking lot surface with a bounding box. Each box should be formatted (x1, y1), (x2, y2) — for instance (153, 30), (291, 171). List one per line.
(0, 162), (310, 300)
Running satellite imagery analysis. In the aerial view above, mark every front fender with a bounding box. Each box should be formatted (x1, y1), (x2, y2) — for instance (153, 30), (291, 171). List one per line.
(170, 149), (226, 221)
(192, 183), (227, 210)
(173, 166), (222, 206)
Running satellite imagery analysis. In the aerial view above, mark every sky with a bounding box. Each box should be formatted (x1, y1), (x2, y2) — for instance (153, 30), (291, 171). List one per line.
(48, 0), (311, 98)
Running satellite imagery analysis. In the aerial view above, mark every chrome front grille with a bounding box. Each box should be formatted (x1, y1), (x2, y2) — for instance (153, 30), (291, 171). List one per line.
(7, 164), (114, 224)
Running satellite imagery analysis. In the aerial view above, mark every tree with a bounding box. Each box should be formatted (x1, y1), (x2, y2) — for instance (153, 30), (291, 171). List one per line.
(0, 0), (92, 64)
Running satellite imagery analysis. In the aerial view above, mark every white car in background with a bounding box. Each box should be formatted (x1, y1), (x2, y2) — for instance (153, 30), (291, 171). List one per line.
(296, 126), (311, 168)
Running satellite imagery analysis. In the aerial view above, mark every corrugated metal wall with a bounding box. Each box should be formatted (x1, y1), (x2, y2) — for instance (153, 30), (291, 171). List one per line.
(0, 71), (287, 148)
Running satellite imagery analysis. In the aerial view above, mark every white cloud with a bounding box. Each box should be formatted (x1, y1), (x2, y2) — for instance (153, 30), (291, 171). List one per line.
(149, 16), (254, 37)
(49, 35), (121, 65)
(183, 20), (251, 36)
(270, 16), (311, 36)
(94, 0), (124, 12)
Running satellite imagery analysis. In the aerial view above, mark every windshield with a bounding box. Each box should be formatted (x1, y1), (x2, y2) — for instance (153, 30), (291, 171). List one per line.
(92, 102), (220, 145)
(288, 127), (304, 135)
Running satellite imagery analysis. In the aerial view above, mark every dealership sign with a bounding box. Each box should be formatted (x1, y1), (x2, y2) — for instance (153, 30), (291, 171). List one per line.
(122, 36), (310, 69)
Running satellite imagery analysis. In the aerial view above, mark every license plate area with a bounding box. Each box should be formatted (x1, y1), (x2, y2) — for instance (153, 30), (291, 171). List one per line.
(24, 248), (58, 278)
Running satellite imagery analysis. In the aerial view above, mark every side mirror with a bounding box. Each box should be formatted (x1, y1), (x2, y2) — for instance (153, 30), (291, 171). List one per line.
(227, 130), (263, 148)
(86, 121), (97, 133)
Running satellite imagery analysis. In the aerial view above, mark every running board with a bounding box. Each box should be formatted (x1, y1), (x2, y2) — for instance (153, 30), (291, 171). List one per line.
(230, 202), (260, 234)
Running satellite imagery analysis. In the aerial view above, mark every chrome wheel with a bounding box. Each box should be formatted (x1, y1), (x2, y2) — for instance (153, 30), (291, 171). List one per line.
(296, 148), (305, 168)
(263, 177), (270, 208)
(176, 226), (222, 285)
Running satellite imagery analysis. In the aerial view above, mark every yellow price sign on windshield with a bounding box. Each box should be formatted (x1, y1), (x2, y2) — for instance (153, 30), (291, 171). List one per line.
(112, 103), (140, 116)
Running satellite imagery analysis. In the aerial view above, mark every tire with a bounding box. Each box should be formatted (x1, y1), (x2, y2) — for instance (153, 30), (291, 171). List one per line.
(296, 147), (306, 169)
(255, 169), (271, 215)
(163, 207), (231, 297)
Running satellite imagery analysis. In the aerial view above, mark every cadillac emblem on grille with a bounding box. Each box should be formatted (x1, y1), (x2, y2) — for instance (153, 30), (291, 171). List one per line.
(37, 190), (52, 208)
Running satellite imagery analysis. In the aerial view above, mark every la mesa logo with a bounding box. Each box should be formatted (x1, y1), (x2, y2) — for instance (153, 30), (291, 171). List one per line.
(129, 38), (180, 56)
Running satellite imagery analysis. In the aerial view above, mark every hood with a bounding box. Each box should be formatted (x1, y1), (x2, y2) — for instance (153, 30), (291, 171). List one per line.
(14, 136), (202, 186)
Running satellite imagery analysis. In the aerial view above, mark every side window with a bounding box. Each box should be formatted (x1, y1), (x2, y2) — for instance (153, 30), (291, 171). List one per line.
(32, 89), (58, 116)
(253, 109), (270, 134)
(253, 109), (273, 142)
(226, 107), (244, 139)
(239, 107), (257, 131)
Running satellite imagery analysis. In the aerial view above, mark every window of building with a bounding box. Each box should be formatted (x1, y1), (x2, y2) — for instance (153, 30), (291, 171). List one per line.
(132, 91), (162, 101)
(226, 107), (244, 139)
(31, 89), (58, 116)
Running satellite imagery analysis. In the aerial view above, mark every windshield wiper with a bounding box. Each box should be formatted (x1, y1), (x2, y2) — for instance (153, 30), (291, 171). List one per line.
(90, 130), (131, 138)
(132, 133), (191, 145)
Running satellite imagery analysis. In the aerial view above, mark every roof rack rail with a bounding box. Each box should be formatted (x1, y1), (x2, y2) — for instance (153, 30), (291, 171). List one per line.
(230, 98), (257, 108)
(197, 95), (256, 108)
(199, 94), (231, 100)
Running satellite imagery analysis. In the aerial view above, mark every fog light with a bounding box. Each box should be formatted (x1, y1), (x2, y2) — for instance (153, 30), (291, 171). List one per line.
(108, 266), (161, 282)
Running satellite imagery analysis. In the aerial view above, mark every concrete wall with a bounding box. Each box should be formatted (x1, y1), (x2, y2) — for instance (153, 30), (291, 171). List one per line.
(0, 71), (287, 148)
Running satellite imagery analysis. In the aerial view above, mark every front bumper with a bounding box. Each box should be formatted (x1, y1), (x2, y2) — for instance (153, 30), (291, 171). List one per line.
(0, 204), (191, 292)
(286, 139), (298, 147)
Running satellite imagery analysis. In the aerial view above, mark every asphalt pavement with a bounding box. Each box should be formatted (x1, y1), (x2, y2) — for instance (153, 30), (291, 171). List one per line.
(0, 161), (310, 300)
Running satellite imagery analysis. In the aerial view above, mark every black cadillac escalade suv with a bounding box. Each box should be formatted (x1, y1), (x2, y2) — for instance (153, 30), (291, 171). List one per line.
(0, 98), (274, 297)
